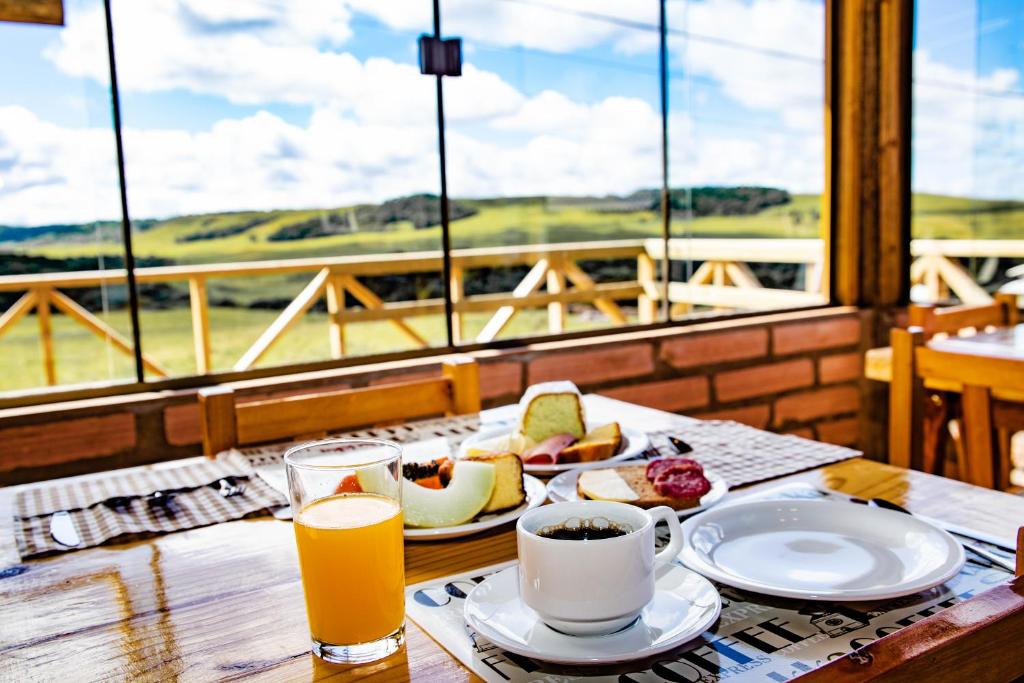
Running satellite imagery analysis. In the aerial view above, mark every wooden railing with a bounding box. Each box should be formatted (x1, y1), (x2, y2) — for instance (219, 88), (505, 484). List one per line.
(1, 236), (1017, 386)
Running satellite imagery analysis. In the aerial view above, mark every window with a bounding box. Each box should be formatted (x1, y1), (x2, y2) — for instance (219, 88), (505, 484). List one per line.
(0, 0), (833, 399)
(911, 0), (1024, 305)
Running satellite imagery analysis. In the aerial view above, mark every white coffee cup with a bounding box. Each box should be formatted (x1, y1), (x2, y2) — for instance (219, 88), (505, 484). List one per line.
(516, 500), (684, 636)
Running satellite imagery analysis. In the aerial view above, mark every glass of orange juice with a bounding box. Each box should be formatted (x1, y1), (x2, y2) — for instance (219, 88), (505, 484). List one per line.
(284, 438), (405, 664)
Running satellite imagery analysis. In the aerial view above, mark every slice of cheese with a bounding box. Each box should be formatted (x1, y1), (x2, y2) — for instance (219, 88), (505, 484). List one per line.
(577, 469), (639, 502)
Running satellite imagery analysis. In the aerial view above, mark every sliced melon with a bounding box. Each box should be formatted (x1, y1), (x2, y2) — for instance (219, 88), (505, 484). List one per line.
(403, 460), (496, 528)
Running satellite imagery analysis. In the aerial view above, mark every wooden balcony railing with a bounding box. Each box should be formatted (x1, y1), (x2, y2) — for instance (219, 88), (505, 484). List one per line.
(0, 236), (1014, 386)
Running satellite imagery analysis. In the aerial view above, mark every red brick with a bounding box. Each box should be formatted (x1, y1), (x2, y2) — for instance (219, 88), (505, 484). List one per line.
(164, 404), (200, 446)
(479, 361), (522, 400)
(714, 359), (814, 402)
(784, 427), (816, 440)
(603, 376), (709, 413)
(774, 385), (860, 426)
(819, 352), (863, 384)
(0, 414), (136, 471)
(694, 404), (771, 429)
(527, 343), (654, 386)
(816, 417), (861, 446)
(660, 328), (768, 369)
(773, 316), (861, 355)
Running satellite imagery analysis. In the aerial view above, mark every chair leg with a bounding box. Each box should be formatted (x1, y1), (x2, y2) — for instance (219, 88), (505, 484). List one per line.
(961, 385), (996, 489)
(921, 391), (950, 476)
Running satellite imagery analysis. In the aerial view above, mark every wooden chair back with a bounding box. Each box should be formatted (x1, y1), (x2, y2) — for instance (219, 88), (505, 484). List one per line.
(797, 531), (1024, 681)
(198, 356), (481, 456)
(908, 292), (1018, 337)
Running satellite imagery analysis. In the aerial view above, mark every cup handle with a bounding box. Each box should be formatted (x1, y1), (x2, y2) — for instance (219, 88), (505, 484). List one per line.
(650, 506), (685, 565)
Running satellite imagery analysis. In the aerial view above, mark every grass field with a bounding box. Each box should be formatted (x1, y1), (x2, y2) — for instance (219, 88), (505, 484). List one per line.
(1, 190), (1020, 393)
(0, 306), (622, 391)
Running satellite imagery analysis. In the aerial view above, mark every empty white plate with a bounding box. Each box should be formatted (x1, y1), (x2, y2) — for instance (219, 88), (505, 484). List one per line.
(463, 564), (721, 665)
(458, 425), (649, 476)
(546, 467), (728, 517)
(680, 499), (965, 601)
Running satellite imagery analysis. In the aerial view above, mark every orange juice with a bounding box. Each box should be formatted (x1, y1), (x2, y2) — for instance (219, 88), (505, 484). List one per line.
(293, 493), (405, 645)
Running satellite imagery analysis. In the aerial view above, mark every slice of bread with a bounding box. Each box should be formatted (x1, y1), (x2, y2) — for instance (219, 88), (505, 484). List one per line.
(577, 464), (703, 511)
(518, 382), (586, 443)
(559, 422), (622, 463)
(463, 451), (526, 514)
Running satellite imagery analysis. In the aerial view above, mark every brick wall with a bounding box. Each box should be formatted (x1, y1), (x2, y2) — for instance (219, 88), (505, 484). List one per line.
(0, 307), (871, 484)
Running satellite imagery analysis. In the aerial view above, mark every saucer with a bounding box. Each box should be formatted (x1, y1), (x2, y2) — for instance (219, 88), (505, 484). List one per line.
(463, 564), (721, 665)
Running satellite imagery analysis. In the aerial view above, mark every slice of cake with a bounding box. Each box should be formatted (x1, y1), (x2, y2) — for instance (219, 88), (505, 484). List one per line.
(517, 381), (586, 444)
(558, 422), (622, 463)
(463, 451), (526, 514)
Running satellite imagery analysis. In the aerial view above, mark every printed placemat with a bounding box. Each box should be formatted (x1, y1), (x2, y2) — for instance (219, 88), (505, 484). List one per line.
(406, 484), (1016, 683)
(14, 459), (286, 559)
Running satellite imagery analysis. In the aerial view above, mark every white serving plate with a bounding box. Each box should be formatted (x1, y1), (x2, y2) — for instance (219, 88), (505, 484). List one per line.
(464, 563), (720, 665)
(403, 474), (547, 541)
(680, 499), (966, 601)
(546, 466), (728, 516)
(458, 425), (649, 476)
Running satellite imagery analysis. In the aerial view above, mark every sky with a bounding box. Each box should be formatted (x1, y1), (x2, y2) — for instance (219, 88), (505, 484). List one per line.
(0, 0), (1020, 226)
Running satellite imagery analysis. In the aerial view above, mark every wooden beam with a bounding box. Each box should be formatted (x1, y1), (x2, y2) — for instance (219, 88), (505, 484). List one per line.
(188, 277), (212, 374)
(932, 255), (992, 305)
(646, 237), (824, 264)
(476, 258), (549, 343)
(0, 0), (63, 25)
(34, 288), (56, 386)
(562, 261), (628, 325)
(667, 282), (825, 309)
(724, 262), (761, 289)
(341, 275), (429, 348)
(449, 265), (465, 345)
(49, 289), (169, 378)
(442, 356), (481, 415)
(0, 291), (37, 339)
(325, 276), (347, 359)
(234, 268), (330, 371)
(636, 253), (658, 323)
(545, 260), (566, 334)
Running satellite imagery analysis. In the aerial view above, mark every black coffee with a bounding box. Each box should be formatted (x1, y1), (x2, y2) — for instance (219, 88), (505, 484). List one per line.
(536, 517), (632, 541)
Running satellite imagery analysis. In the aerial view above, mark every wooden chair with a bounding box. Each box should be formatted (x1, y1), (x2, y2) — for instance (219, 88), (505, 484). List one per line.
(198, 356), (481, 456)
(889, 292), (1020, 487)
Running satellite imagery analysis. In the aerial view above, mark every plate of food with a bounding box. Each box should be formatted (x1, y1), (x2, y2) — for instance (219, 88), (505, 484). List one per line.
(457, 381), (650, 475)
(545, 456), (728, 517)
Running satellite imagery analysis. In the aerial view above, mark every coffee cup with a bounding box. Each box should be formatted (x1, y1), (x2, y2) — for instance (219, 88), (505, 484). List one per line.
(516, 501), (684, 636)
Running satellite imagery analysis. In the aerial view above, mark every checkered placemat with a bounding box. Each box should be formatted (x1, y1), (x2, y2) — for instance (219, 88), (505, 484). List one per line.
(14, 459), (286, 559)
(647, 420), (861, 488)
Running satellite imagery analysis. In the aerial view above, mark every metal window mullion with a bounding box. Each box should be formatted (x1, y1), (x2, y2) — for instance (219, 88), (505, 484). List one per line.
(659, 0), (671, 322)
(433, 0), (455, 349)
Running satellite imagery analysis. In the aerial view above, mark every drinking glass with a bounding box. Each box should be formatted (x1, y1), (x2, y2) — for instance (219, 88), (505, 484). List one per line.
(284, 439), (405, 664)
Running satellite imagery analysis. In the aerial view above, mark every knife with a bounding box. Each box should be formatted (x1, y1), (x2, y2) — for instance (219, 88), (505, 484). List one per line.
(49, 511), (82, 547)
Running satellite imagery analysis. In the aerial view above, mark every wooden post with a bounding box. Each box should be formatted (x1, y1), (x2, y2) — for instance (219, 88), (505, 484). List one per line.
(198, 386), (238, 456)
(996, 291), (1019, 325)
(188, 277), (212, 374)
(35, 288), (56, 386)
(889, 326), (925, 470)
(636, 253), (657, 324)
(449, 265), (465, 344)
(546, 259), (566, 334)
(442, 356), (481, 415)
(325, 275), (347, 358)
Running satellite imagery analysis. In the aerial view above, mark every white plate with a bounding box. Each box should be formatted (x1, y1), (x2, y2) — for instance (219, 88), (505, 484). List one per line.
(546, 466), (728, 516)
(680, 499), (966, 601)
(464, 563), (721, 665)
(458, 425), (649, 476)
(404, 475), (547, 541)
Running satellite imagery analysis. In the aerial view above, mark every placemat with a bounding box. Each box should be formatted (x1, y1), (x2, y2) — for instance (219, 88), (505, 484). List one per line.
(405, 484), (1016, 683)
(14, 460), (286, 559)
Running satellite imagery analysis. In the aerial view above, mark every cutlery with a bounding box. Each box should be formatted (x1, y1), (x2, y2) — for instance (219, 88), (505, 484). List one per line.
(668, 436), (694, 454)
(870, 498), (1016, 573)
(49, 511), (82, 547)
(214, 477), (246, 498)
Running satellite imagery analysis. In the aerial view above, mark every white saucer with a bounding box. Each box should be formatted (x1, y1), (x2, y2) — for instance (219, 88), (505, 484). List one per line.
(458, 425), (650, 476)
(463, 564), (721, 665)
(680, 499), (966, 601)
(546, 467), (728, 516)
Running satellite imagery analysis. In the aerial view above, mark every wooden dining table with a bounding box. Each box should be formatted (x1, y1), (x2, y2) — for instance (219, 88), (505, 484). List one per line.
(2, 396), (1023, 681)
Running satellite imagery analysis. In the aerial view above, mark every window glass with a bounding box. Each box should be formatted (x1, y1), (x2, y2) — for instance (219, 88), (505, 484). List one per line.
(0, 0), (133, 393)
(911, 0), (1024, 305)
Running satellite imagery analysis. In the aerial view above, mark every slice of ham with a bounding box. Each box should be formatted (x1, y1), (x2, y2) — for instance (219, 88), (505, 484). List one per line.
(645, 457), (703, 481)
(521, 433), (578, 464)
(653, 467), (712, 499)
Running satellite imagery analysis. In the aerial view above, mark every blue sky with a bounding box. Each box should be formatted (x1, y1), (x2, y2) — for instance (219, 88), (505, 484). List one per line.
(0, 0), (1019, 225)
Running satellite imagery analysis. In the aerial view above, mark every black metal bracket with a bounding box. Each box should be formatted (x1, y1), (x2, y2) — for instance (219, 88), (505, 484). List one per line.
(418, 35), (462, 77)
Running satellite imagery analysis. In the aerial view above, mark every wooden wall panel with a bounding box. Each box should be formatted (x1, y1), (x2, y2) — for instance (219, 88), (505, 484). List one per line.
(0, 0), (62, 25)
